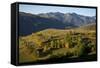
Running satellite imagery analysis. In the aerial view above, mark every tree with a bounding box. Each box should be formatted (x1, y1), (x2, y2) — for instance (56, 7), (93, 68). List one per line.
(65, 33), (72, 48)
(56, 40), (60, 48)
(50, 40), (54, 48)
(75, 35), (87, 57)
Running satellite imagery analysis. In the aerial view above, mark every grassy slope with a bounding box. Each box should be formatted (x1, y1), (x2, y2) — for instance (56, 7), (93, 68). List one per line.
(78, 23), (96, 30)
(19, 24), (96, 63)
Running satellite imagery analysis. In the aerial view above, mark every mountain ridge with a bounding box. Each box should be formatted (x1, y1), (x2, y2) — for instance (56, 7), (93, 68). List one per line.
(19, 12), (96, 36)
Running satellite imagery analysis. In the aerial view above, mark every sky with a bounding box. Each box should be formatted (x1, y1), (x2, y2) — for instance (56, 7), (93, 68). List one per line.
(19, 4), (96, 17)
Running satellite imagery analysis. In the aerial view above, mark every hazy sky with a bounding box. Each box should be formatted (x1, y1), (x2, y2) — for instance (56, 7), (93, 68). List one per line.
(19, 4), (96, 16)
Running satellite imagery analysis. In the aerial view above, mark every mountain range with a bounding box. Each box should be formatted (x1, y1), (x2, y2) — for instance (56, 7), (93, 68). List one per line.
(19, 12), (96, 36)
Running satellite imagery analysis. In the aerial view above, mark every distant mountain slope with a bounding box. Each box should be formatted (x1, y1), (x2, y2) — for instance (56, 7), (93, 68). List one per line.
(19, 12), (96, 36)
(79, 23), (96, 30)
(19, 12), (67, 36)
(38, 12), (95, 26)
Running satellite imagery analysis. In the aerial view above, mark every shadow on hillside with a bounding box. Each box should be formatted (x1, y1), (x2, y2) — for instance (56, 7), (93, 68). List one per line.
(19, 54), (97, 66)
